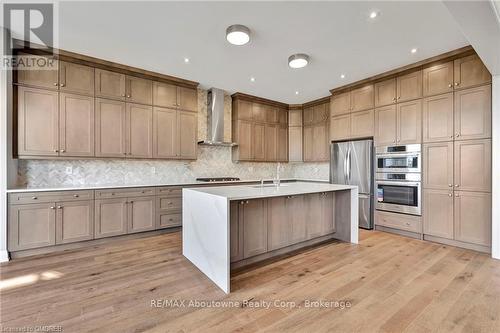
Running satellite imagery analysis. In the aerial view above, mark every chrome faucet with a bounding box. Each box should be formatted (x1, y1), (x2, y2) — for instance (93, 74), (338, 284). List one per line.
(274, 162), (281, 187)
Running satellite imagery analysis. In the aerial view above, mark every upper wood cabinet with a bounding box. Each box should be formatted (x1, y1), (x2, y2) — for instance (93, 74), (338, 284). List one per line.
(422, 93), (454, 143)
(454, 191), (491, 247)
(126, 76), (152, 105)
(303, 126), (313, 162)
(95, 69), (126, 100)
(397, 99), (422, 144)
(288, 108), (302, 126)
(423, 142), (454, 190)
(266, 107), (279, 123)
(252, 123), (266, 161)
(178, 111), (197, 159)
(374, 78), (396, 107)
(277, 125), (288, 161)
(313, 103), (328, 123)
(152, 82), (177, 108)
(17, 86), (59, 157)
(350, 110), (374, 139)
(330, 114), (351, 142)
(454, 85), (491, 141)
(252, 103), (267, 123)
(350, 84), (374, 112)
(234, 100), (253, 120)
(423, 61), (454, 97)
(59, 61), (94, 95)
(303, 107), (314, 125)
(374, 105), (397, 146)
(16, 56), (59, 89)
(288, 126), (302, 162)
(265, 124), (278, 161)
(95, 98), (127, 157)
(330, 91), (351, 116)
(397, 70), (422, 102)
(178, 87), (198, 112)
(232, 120), (252, 161)
(454, 139), (491, 192)
(126, 103), (153, 158)
(279, 109), (288, 125)
(453, 54), (491, 90)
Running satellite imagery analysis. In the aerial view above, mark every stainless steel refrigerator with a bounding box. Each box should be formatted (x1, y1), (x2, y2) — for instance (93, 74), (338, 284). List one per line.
(330, 139), (374, 229)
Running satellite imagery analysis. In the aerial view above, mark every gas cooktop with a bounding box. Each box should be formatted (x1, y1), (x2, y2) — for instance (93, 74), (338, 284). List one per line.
(196, 177), (240, 182)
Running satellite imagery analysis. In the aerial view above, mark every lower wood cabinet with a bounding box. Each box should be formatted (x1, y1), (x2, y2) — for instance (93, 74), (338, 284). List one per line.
(128, 197), (155, 233)
(242, 199), (268, 258)
(423, 189), (454, 239)
(454, 191), (491, 246)
(267, 197), (289, 251)
(306, 192), (335, 238)
(94, 198), (128, 238)
(55, 200), (94, 244)
(375, 210), (422, 233)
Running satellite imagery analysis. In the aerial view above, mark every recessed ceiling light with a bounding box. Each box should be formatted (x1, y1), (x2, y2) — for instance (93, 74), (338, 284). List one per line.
(250, 77), (255, 82)
(411, 48), (417, 54)
(340, 74), (346, 79)
(184, 58), (190, 63)
(295, 91), (299, 95)
(288, 54), (310, 69)
(369, 11), (378, 19)
(226, 24), (250, 46)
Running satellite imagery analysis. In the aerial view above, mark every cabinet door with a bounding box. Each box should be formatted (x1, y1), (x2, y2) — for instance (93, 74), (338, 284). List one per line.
(422, 93), (454, 143)
(236, 100), (253, 120)
(153, 82), (178, 108)
(305, 193), (322, 239)
(454, 191), (491, 246)
(288, 126), (302, 162)
(330, 91), (351, 116)
(397, 99), (422, 144)
(59, 93), (95, 157)
(454, 139), (491, 192)
(95, 98), (127, 157)
(267, 197), (289, 250)
(453, 55), (491, 90)
(423, 189), (454, 239)
(266, 107), (279, 123)
(59, 61), (94, 95)
(55, 200), (94, 244)
(127, 103), (153, 158)
(423, 61), (454, 97)
(242, 199), (268, 258)
(303, 107), (314, 125)
(289, 109), (303, 126)
(252, 103), (267, 123)
(252, 123), (266, 161)
(350, 110), (374, 139)
(277, 125), (288, 162)
(265, 124), (278, 161)
(230, 201), (243, 262)
(374, 105), (397, 146)
(126, 76), (152, 105)
(234, 120), (252, 160)
(330, 114), (351, 141)
(178, 87), (198, 112)
(288, 195), (307, 244)
(153, 107), (177, 158)
(8, 203), (56, 251)
(423, 142), (453, 190)
(374, 78), (396, 107)
(313, 103), (327, 123)
(95, 69), (126, 100)
(128, 196), (155, 233)
(321, 192), (335, 235)
(454, 85), (491, 140)
(95, 199), (128, 238)
(303, 125), (314, 161)
(17, 86), (59, 156)
(313, 123), (328, 161)
(16, 56), (58, 89)
(279, 109), (288, 125)
(350, 84), (374, 112)
(178, 111), (197, 159)
(397, 70), (422, 103)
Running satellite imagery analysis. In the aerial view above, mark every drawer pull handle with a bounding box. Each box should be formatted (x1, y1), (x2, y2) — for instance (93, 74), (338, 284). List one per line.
(405, 222), (410, 226)
(111, 193), (115, 196)
(169, 218), (173, 221)
(50, 206), (55, 209)
(57, 206), (63, 209)
(32, 196), (38, 200)
(73, 194), (79, 198)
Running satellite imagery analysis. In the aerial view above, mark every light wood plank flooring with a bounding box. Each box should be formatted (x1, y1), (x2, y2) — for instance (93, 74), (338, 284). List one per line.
(1, 230), (500, 332)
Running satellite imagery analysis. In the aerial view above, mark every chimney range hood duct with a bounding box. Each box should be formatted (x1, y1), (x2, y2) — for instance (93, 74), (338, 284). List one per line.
(198, 88), (238, 147)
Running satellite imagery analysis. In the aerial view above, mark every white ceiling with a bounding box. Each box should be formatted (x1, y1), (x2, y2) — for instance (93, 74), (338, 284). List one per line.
(52, 1), (469, 104)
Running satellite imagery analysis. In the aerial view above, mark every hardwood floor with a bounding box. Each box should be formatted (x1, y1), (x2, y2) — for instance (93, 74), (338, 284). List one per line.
(1, 230), (500, 332)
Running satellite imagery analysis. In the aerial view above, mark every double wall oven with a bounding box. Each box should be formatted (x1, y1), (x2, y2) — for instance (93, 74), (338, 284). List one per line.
(375, 144), (421, 216)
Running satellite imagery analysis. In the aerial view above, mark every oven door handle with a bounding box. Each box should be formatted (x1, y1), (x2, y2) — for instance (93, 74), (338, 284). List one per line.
(376, 181), (421, 187)
(376, 153), (420, 159)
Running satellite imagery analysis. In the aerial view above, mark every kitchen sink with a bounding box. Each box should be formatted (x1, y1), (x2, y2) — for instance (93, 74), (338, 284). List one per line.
(249, 184), (288, 188)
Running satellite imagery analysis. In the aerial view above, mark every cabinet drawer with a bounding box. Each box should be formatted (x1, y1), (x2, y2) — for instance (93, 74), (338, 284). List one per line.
(9, 190), (93, 205)
(95, 187), (154, 198)
(155, 186), (182, 197)
(375, 211), (421, 233)
(157, 196), (182, 211)
(156, 212), (182, 229)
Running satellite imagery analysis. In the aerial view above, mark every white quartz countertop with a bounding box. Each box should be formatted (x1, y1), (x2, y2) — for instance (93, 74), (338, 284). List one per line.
(184, 182), (357, 200)
(6, 178), (329, 193)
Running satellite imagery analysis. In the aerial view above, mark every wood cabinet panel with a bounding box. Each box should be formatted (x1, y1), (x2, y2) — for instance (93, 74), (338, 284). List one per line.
(350, 110), (374, 139)
(423, 61), (453, 97)
(397, 70), (422, 102)
(279, 109), (288, 125)
(305, 193), (323, 239)
(321, 192), (335, 235)
(330, 114), (351, 141)
(153, 107), (177, 158)
(350, 84), (374, 112)
(454, 55), (491, 90)
(178, 111), (197, 159)
(330, 92), (350, 116)
(252, 103), (267, 123)
(230, 201), (243, 262)
(374, 78), (396, 107)
(454, 139), (491, 192)
(423, 189), (454, 239)
(303, 126), (313, 162)
(374, 105), (397, 146)
(126, 76), (152, 105)
(235, 100), (253, 120)
(59, 93), (94, 157)
(17, 86), (59, 156)
(303, 107), (314, 125)
(454, 85), (491, 140)
(397, 99), (422, 144)
(16, 56), (58, 89)
(153, 82), (177, 108)
(55, 200), (94, 244)
(277, 126), (288, 162)
(59, 61), (94, 95)
(178, 87), (198, 112)
(233, 120), (252, 161)
(252, 123), (266, 161)
(266, 107), (279, 123)
(265, 124), (278, 161)
(423, 142), (453, 190)
(95, 98), (127, 157)
(288, 195), (307, 244)
(94, 199), (128, 239)
(288, 126), (302, 162)
(128, 196), (155, 233)
(127, 103), (153, 158)
(313, 122), (328, 161)
(242, 199), (268, 258)
(288, 109), (302, 126)
(313, 103), (328, 123)
(375, 210), (421, 233)
(8, 203), (56, 251)
(267, 197), (289, 250)
(454, 191), (491, 246)
(422, 93), (454, 143)
(95, 69), (126, 100)
(157, 213), (181, 229)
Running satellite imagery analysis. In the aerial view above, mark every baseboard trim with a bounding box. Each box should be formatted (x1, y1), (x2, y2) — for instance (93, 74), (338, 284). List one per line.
(375, 225), (422, 240)
(424, 234), (491, 254)
(0, 250), (9, 263)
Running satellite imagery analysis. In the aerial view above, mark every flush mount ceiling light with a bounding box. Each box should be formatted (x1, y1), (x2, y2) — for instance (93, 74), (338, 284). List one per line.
(411, 48), (418, 54)
(340, 74), (346, 79)
(226, 25), (250, 46)
(288, 54), (310, 69)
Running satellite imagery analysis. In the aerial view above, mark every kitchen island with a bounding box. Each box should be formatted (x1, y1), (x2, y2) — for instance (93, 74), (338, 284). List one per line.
(182, 182), (358, 293)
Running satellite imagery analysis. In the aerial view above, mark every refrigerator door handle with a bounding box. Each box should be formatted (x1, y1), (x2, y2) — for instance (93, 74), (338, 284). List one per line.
(347, 147), (352, 182)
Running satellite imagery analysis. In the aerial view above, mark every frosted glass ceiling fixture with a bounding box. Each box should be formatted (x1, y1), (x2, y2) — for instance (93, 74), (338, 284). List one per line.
(226, 25), (250, 46)
(288, 54), (310, 69)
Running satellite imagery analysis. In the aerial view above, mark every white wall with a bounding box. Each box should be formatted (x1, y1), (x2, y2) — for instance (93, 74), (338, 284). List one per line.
(492, 75), (500, 259)
(0, 29), (9, 262)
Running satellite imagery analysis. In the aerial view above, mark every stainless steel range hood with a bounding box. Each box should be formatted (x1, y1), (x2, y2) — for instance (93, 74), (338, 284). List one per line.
(198, 88), (238, 147)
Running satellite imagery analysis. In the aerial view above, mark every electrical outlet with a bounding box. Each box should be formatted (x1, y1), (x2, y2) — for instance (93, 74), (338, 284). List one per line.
(151, 167), (156, 174)
(65, 166), (73, 175)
